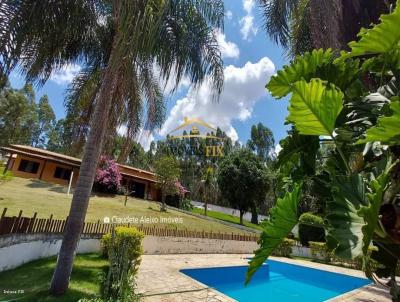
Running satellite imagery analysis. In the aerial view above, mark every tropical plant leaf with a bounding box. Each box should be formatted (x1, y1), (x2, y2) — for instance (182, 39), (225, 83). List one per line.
(326, 160), (393, 259)
(246, 183), (302, 283)
(362, 159), (394, 254)
(326, 174), (367, 259)
(357, 101), (400, 145)
(277, 131), (320, 175)
(287, 79), (343, 136)
(266, 49), (361, 99)
(336, 92), (390, 142)
(267, 49), (333, 98)
(342, 2), (400, 58)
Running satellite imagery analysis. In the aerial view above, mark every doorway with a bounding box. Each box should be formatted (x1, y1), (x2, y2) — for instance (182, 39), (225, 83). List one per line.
(131, 181), (146, 199)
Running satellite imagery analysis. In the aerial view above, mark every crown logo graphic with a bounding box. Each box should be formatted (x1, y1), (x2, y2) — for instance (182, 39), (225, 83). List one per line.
(168, 117), (223, 141)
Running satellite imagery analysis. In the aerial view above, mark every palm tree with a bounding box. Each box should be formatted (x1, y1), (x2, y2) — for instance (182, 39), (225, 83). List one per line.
(0, 0), (224, 294)
(63, 61), (165, 162)
(201, 166), (217, 216)
(258, 0), (395, 56)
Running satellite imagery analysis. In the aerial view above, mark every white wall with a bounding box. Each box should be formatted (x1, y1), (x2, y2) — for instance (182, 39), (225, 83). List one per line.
(0, 234), (258, 272)
(291, 245), (312, 258)
(0, 234), (100, 272)
(143, 236), (258, 254)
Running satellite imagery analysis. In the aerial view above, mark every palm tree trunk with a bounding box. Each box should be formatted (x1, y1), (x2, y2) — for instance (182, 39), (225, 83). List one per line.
(49, 61), (118, 295)
(308, 0), (393, 51)
(308, 0), (342, 50)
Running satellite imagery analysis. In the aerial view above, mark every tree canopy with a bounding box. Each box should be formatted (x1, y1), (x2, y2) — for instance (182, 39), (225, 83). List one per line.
(218, 148), (269, 225)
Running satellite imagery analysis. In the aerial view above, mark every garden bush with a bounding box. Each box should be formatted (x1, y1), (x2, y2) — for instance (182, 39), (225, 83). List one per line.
(309, 241), (331, 263)
(298, 212), (325, 246)
(309, 241), (379, 270)
(101, 227), (144, 301)
(272, 238), (295, 257)
(179, 198), (193, 211)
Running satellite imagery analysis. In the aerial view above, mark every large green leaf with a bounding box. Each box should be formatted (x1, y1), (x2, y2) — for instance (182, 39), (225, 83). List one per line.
(287, 79), (343, 136)
(246, 183), (302, 283)
(326, 174), (366, 258)
(336, 92), (390, 142)
(357, 101), (400, 145)
(267, 49), (333, 98)
(266, 49), (361, 99)
(326, 161), (393, 259)
(277, 131), (320, 175)
(362, 159), (394, 254)
(342, 1), (400, 58)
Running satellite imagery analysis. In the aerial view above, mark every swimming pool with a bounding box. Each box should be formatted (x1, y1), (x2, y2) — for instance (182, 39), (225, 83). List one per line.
(181, 260), (371, 302)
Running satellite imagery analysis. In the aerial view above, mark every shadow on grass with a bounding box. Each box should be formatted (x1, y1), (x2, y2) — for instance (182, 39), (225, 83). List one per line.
(0, 253), (107, 302)
(26, 180), (67, 194)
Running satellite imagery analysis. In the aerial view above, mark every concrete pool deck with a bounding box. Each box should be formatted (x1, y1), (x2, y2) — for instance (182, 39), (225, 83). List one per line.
(136, 254), (393, 302)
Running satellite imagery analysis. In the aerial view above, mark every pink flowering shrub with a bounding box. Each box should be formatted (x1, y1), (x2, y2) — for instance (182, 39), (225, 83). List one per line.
(94, 156), (122, 194)
(175, 181), (189, 197)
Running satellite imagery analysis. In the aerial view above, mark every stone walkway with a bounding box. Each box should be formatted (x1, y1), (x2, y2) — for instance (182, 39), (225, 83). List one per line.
(136, 254), (392, 302)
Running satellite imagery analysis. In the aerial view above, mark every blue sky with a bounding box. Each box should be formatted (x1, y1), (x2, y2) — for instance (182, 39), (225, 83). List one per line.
(9, 0), (289, 151)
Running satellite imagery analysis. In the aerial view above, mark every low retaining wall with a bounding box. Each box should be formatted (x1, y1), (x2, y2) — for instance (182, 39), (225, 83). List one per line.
(0, 233), (259, 272)
(0, 233), (100, 272)
(143, 236), (258, 254)
(291, 245), (312, 258)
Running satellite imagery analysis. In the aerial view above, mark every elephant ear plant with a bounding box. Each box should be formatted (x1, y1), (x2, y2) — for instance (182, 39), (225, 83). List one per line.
(247, 2), (400, 300)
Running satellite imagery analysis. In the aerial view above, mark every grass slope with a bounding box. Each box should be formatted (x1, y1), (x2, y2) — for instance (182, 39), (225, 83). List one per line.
(0, 177), (250, 234)
(191, 208), (263, 231)
(0, 253), (106, 301)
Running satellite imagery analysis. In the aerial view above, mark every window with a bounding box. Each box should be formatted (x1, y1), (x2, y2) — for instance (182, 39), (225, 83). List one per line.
(54, 167), (72, 180)
(18, 159), (40, 174)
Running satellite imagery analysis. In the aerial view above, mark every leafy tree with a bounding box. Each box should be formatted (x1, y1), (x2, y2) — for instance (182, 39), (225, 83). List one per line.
(247, 6), (400, 300)
(247, 122), (274, 162)
(46, 119), (68, 153)
(0, 83), (39, 146)
(154, 155), (181, 211)
(200, 166), (217, 216)
(218, 148), (269, 225)
(31, 95), (56, 147)
(0, 0), (224, 294)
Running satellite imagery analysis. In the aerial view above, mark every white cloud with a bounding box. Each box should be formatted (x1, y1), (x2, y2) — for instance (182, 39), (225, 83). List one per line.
(243, 0), (255, 14)
(240, 0), (258, 40)
(270, 144), (282, 158)
(226, 10), (233, 20)
(136, 129), (154, 151)
(159, 57), (275, 142)
(215, 29), (240, 59)
(50, 64), (81, 85)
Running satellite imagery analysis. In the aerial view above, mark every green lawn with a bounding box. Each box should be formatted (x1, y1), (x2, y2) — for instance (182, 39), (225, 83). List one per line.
(0, 253), (106, 301)
(191, 207), (263, 231)
(0, 177), (250, 234)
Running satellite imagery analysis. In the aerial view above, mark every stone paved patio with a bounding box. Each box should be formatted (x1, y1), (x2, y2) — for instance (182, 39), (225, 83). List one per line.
(136, 254), (392, 302)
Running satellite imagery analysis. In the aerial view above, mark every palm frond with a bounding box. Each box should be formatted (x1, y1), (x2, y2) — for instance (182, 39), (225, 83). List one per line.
(0, 0), (101, 85)
(155, 0), (224, 95)
(258, 0), (300, 48)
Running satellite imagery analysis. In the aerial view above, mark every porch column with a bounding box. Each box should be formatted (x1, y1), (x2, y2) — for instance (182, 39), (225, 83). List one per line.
(3, 153), (13, 174)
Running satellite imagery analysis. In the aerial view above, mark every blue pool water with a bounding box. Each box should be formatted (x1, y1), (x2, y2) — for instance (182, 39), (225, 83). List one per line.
(181, 260), (371, 302)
